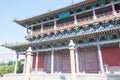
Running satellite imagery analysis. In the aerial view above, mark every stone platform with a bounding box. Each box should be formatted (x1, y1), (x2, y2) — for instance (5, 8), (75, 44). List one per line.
(0, 73), (120, 80)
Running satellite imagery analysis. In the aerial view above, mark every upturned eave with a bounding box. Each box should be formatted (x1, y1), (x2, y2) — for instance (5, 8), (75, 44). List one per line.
(1, 27), (120, 50)
(14, 0), (97, 28)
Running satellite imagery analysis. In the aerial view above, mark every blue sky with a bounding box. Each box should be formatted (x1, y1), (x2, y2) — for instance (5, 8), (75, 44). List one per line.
(0, 0), (81, 61)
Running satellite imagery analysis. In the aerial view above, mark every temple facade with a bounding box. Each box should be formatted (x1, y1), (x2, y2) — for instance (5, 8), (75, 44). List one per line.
(1, 0), (120, 80)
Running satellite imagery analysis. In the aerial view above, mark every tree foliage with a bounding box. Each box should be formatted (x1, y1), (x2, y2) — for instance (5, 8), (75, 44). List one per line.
(0, 61), (15, 77)
(7, 60), (14, 65)
(0, 60), (24, 77)
(17, 61), (23, 73)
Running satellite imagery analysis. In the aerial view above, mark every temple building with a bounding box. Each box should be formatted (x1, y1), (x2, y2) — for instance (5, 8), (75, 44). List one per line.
(1, 0), (120, 80)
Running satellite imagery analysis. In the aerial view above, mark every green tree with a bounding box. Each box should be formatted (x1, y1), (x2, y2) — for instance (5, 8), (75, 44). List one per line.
(7, 60), (14, 65)
(0, 65), (7, 76)
(0, 62), (5, 66)
(0, 61), (15, 77)
(17, 61), (23, 73)
(7, 65), (15, 73)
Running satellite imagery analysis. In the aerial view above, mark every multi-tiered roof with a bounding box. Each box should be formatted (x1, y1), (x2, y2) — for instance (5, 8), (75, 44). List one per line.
(2, 0), (120, 53)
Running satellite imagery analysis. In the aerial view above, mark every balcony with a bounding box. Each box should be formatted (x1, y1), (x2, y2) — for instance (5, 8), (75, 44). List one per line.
(25, 11), (120, 39)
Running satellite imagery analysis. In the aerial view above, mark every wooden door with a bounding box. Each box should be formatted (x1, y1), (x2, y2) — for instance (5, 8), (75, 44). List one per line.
(78, 48), (99, 73)
(54, 53), (60, 72)
(44, 53), (51, 73)
(61, 50), (71, 73)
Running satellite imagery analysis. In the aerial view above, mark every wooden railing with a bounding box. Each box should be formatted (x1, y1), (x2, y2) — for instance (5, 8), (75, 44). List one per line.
(25, 12), (120, 39)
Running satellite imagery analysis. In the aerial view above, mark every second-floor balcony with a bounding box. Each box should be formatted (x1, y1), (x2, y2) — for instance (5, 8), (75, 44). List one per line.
(25, 11), (120, 39)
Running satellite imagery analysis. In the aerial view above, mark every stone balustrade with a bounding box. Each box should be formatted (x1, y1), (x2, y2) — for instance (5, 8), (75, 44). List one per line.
(25, 12), (120, 39)
(1, 73), (120, 80)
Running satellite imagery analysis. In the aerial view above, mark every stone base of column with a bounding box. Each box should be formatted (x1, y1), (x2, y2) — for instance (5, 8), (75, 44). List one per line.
(74, 21), (77, 25)
(112, 11), (117, 16)
(93, 16), (97, 21)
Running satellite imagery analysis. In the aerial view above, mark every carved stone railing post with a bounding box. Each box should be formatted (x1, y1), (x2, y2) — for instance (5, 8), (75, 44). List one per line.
(25, 47), (33, 80)
(69, 40), (76, 80)
(14, 53), (19, 74)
